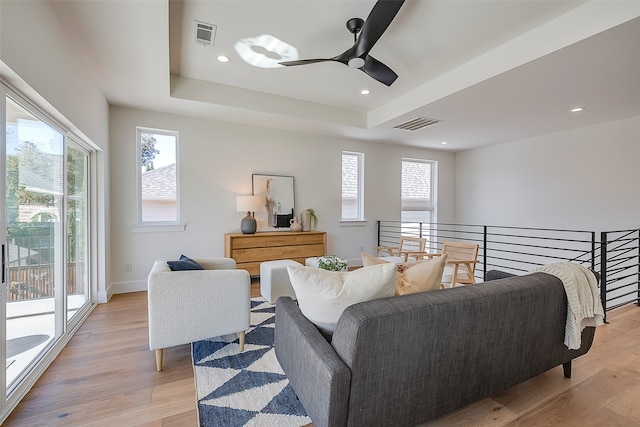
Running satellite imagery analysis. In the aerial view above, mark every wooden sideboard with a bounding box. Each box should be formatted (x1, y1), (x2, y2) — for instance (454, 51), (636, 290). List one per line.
(224, 231), (327, 276)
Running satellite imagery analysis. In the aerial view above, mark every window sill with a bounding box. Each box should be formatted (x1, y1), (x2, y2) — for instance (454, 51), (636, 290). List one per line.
(131, 223), (187, 233)
(339, 220), (368, 227)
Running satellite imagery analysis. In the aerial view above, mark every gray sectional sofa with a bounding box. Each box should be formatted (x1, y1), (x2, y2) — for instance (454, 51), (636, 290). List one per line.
(274, 270), (596, 427)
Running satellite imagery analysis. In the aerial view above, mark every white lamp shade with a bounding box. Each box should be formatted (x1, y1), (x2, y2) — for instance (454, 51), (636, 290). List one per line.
(236, 195), (262, 213)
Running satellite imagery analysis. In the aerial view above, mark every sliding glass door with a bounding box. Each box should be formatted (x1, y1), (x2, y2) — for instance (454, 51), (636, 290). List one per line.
(2, 86), (93, 412)
(66, 144), (89, 323)
(4, 95), (64, 393)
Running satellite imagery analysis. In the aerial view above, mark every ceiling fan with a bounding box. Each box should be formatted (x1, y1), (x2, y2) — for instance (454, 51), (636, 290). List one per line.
(279, 0), (405, 86)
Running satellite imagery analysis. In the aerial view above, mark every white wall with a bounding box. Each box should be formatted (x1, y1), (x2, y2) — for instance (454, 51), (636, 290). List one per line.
(109, 106), (457, 294)
(0, 1), (109, 147)
(1, 0), (110, 301)
(456, 115), (640, 232)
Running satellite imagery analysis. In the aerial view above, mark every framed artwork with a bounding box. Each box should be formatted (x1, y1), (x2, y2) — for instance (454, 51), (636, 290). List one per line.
(252, 174), (295, 230)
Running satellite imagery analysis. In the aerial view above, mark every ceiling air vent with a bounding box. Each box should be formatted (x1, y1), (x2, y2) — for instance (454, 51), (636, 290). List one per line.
(194, 21), (216, 47)
(393, 117), (441, 132)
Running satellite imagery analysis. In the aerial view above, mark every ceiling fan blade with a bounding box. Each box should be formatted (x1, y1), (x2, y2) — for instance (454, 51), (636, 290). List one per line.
(279, 58), (332, 66)
(361, 55), (398, 86)
(355, 0), (405, 57)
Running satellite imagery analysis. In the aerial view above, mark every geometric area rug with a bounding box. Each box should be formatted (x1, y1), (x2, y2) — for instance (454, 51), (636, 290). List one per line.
(192, 298), (312, 427)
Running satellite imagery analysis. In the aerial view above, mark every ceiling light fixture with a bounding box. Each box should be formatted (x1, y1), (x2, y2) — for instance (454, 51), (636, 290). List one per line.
(441, 141), (449, 145)
(348, 57), (365, 69)
(570, 107), (585, 113)
(217, 55), (230, 63)
(360, 89), (370, 95)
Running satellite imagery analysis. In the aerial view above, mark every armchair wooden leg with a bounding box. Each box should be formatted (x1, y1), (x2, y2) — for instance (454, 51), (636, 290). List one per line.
(155, 349), (163, 372)
(239, 331), (246, 352)
(450, 265), (460, 288)
(465, 264), (476, 284)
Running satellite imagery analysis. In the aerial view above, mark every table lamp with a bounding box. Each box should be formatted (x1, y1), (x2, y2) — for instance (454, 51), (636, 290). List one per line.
(236, 195), (262, 234)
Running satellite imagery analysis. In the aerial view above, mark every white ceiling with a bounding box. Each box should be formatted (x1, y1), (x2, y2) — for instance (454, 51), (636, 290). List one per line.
(52, 0), (640, 152)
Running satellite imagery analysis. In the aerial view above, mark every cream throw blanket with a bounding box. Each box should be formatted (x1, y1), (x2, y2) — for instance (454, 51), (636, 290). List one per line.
(530, 262), (605, 350)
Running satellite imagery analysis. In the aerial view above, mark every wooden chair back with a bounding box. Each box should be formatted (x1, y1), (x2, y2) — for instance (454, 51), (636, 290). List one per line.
(375, 236), (427, 260)
(399, 236), (427, 253)
(441, 241), (479, 284)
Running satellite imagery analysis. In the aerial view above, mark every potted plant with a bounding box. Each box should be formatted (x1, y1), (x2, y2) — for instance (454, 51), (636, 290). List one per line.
(317, 255), (347, 271)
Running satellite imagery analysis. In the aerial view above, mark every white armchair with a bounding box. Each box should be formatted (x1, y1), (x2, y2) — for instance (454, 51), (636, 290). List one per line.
(147, 257), (250, 371)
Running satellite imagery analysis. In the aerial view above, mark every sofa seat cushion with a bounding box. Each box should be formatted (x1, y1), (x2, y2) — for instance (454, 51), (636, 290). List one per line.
(362, 252), (447, 295)
(286, 264), (396, 334)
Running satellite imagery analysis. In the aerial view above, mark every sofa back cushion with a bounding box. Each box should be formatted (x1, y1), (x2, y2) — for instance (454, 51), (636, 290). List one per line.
(330, 272), (595, 426)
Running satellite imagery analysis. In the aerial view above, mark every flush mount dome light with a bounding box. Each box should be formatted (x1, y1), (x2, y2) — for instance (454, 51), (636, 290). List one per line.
(570, 106), (585, 113)
(348, 57), (365, 68)
(234, 34), (298, 68)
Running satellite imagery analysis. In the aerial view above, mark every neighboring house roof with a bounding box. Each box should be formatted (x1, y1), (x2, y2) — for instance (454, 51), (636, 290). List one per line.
(402, 161), (431, 200)
(341, 155), (358, 198)
(141, 163), (176, 200)
(19, 153), (64, 195)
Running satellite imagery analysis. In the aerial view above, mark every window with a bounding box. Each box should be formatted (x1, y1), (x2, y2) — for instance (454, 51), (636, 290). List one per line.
(401, 158), (435, 229)
(136, 128), (179, 224)
(341, 151), (364, 221)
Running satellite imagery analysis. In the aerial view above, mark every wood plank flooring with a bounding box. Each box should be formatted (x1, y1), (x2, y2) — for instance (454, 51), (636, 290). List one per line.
(4, 281), (640, 426)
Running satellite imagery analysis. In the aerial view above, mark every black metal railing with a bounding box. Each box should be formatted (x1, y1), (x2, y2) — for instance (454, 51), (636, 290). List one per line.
(600, 229), (640, 311)
(377, 221), (640, 314)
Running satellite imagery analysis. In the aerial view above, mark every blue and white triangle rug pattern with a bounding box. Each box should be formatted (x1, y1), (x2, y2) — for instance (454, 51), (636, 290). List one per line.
(192, 298), (312, 427)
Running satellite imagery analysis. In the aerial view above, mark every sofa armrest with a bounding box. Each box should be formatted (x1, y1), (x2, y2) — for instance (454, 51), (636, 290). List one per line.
(274, 297), (351, 427)
(196, 257), (236, 270)
(485, 269), (517, 281)
(148, 266), (250, 350)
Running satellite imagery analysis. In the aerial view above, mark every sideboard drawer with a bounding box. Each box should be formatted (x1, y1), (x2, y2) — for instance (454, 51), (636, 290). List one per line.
(225, 231), (327, 276)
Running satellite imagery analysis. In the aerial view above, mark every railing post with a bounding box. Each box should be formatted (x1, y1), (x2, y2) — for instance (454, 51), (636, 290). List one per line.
(483, 225), (488, 281)
(637, 229), (640, 307)
(600, 231), (608, 323)
(377, 220), (381, 247)
(419, 222), (423, 239)
(591, 231), (596, 272)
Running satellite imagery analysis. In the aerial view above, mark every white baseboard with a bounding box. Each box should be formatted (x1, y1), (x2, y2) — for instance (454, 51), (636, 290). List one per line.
(107, 280), (147, 300)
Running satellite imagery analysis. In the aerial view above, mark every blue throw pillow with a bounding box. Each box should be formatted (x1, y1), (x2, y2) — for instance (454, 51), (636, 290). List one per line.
(167, 255), (204, 271)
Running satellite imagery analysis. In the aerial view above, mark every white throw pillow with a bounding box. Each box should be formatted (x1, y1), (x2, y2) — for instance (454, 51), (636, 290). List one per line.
(286, 263), (396, 334)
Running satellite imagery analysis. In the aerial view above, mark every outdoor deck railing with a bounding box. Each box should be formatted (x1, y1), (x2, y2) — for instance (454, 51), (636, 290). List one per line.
(378, 221), (640, 317)
(7, 262), (84, 301)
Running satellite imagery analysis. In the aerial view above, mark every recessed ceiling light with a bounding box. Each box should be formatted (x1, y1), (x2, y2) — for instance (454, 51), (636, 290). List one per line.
(217, 55), (230, 63)
(441, 141), (449, 145)
(570, 106), (585, 113)
(360, 89), (370, 95)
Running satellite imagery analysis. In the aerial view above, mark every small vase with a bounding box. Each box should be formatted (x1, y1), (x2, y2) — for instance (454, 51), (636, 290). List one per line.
(289, 216), (302, 232)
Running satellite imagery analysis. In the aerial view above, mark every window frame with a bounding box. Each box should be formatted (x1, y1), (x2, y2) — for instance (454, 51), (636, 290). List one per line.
(135, 127), (182, 229)
(341, 150), (365, 223)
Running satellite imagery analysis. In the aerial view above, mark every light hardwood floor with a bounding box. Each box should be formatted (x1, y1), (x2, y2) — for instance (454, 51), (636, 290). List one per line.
(4, 282), (640, 426)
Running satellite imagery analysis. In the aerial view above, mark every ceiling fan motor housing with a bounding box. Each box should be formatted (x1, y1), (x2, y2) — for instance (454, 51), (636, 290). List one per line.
(347, 17), (365, 34)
